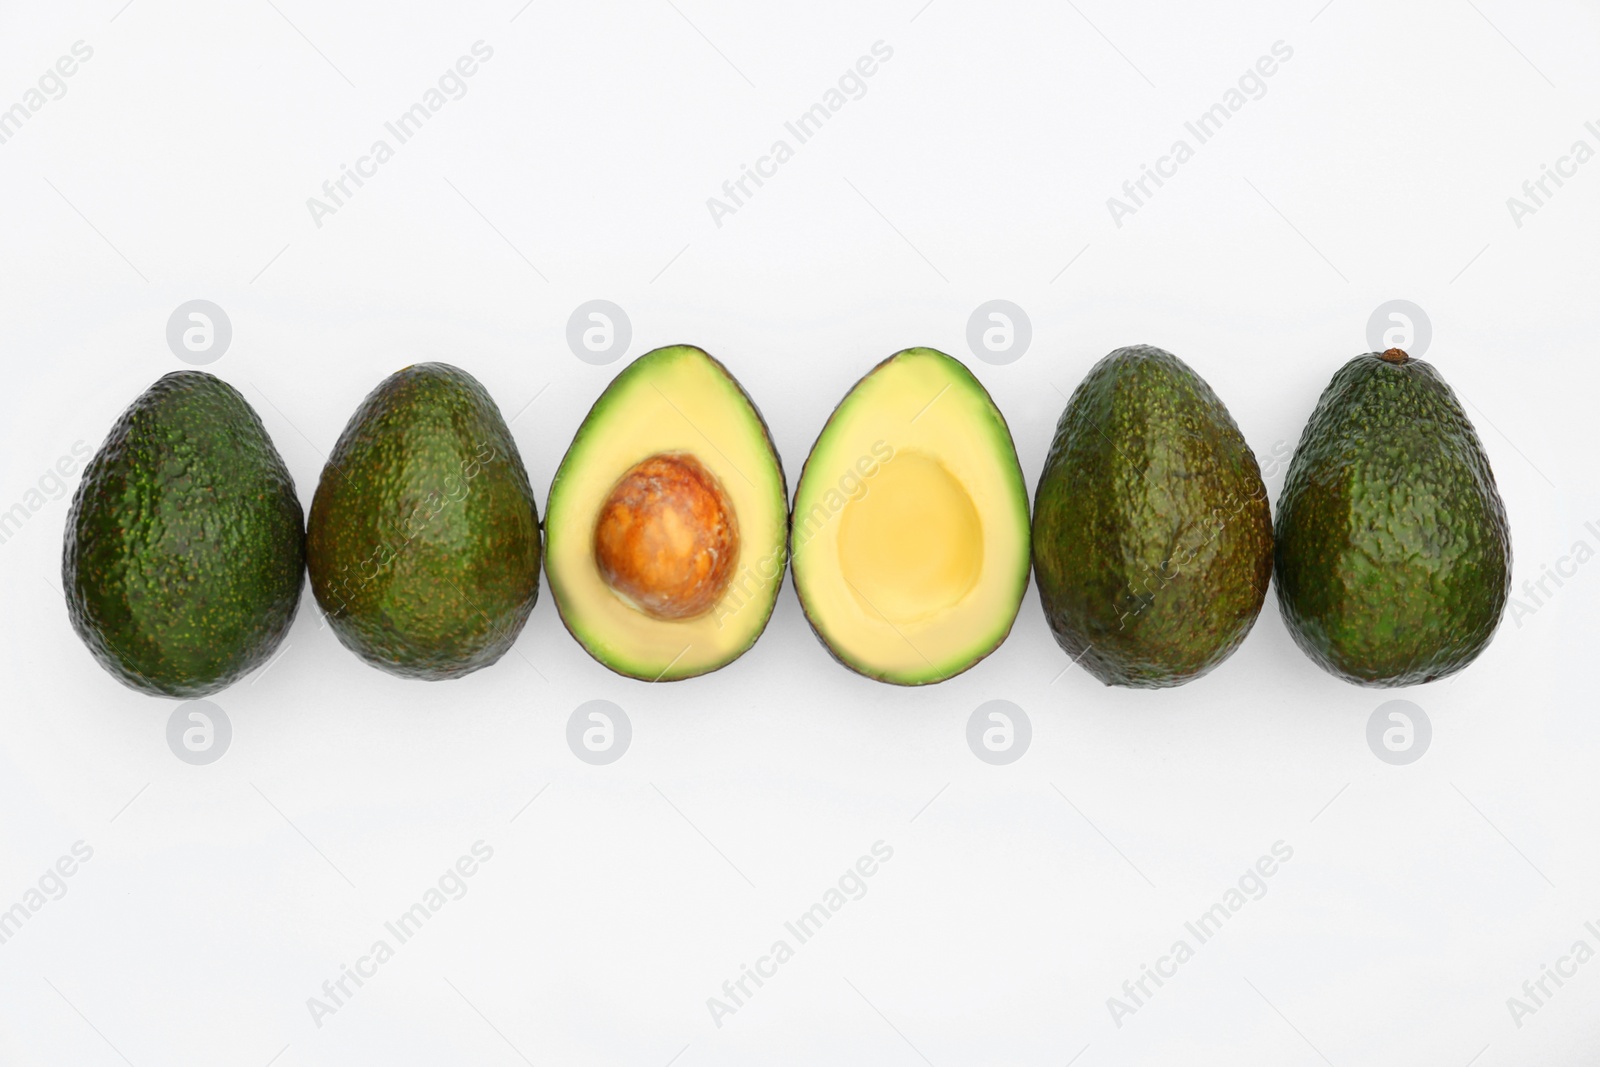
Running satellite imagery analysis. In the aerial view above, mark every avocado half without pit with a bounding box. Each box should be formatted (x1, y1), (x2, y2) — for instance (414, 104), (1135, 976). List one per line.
(790, 348), (1031, 685)
(544, 345), (789, 681)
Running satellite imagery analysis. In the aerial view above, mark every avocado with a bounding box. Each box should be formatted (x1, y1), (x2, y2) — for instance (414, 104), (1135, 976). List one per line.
(307, 363), (541, 680)
(790, 348), (1030, 685)
(63, 371), (305, 697)
(1274, 348), (1511, 685)
(1032, 345), (1272, 688)
(544, 345), (788, 681)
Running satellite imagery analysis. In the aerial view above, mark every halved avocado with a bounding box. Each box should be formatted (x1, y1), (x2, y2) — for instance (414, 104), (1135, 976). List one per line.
(790, 348), (1030, 684)
(544, 345), (788, 681)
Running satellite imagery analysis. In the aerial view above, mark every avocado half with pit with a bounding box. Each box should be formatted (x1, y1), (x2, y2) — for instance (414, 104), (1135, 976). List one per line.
(544, 345), (788, 681)
(790, 348), (1030, 684)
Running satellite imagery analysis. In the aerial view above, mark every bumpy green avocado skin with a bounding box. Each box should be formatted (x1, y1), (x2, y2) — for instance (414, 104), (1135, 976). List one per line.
(63, 371), (305, 697)
(1274, 352), (1510, 686)
(1032, 346), (1273, 688)
(307, 363), (540, 680)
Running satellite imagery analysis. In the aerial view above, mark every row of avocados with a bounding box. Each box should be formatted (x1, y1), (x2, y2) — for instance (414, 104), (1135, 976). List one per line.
(62, 342), (1511, 698)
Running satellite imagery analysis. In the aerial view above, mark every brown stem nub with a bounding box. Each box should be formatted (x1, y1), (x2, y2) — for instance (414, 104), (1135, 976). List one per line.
(1379, 348), (1409, 363)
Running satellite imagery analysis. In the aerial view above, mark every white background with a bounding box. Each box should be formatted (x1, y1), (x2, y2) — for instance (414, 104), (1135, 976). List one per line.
(0, 0), (1597, 1063)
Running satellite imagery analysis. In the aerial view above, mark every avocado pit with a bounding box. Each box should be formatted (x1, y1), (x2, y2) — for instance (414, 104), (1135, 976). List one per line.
(593, 452), (739, 620)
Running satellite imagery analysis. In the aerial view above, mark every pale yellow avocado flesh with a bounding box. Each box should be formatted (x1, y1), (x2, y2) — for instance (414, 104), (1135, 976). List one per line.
(791, 348), (1030, 684)
(545, 346), (788, 680)
(836, 451), (984, 622)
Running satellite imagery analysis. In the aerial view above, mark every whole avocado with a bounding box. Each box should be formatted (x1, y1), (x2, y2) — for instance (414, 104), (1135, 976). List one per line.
(1032, 345), (1273, 688)
(307, 363), (541, 680)
(1274, 349), (1511, 686)
(63, 371), (305, 697)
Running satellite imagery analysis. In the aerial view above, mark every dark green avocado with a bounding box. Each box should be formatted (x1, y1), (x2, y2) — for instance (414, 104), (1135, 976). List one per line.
(63, 371), (305, 697)
(307, 363), (541, 680)
(1274, 348), (1511, 686)
(1032, 345), (1273, 688)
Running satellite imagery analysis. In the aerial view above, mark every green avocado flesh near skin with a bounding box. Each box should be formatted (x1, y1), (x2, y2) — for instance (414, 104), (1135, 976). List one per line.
(1032, 345), (1272, 688)
(1274, 350), (1511, 686)
(64, 371), (305, 697)
(307, 363), (541, 680)
(544, 345), (788, 681)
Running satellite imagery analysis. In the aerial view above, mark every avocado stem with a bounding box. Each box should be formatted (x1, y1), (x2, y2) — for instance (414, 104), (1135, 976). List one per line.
(1380, 348), (1409, 364)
